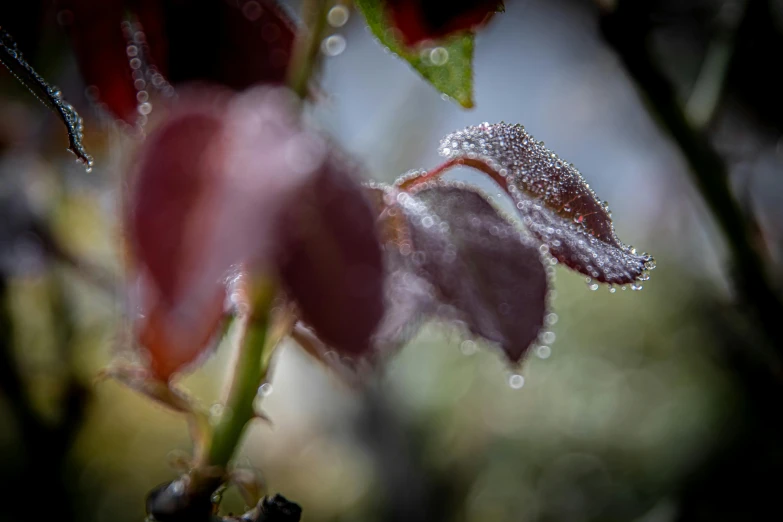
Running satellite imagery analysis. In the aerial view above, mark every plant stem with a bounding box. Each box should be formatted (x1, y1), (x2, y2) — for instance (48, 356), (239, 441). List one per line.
(600, 3), (783, 366)
(199, 279), (278, 473)
(287, 0), (333, 99)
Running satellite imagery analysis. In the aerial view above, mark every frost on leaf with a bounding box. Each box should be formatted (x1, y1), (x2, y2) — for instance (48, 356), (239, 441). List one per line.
(439, 123), (655, 285)
(375, 182), (548, 364)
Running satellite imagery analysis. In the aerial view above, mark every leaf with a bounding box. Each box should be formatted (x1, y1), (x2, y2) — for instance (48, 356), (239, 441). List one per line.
(377, 181), (549, 364)
(159, 0), (297, 89)
(277, 150), (385, 359)
(385, 0), (503, 45)
(128, 99), (231, 378)
(439, 122), (655, 285)
(355, 0), (475, 108)
(128, 86), (384, 375)
(0, 26), (93, 169)
(56, 0), (143, 125)
(57, 0), (298, 124)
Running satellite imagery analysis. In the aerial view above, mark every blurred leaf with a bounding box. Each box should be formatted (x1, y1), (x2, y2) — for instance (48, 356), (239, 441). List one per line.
(376, 182), (548, 363)
(356, 0), (475, 108)
(439, 123), (655, 285)
(278, 151), (385, 360)
(57, 0), (298, 125)
(385, 0), (503, 45)
(159, 0), (297, 90)
(57, 0), (141, 125)
(129, 87), (384, 375)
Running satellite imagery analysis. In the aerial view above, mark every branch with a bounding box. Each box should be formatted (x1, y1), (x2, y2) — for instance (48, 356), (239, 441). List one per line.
(599, 2), (783, 367)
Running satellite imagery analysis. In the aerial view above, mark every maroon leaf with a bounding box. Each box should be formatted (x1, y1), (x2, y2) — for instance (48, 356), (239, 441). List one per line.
(160, 0), (297, 90)
(57, 0), (142, 124)
(376, 181), (549, 364)
(277, 152), (385, 359)
(386, 0), (503, 46)
(438, 122), (655, 285)
(128, 86), (383, 376)
(127, 88), (306, 378)
(57, 0), (297, 124)
(128, 95), (231, 378)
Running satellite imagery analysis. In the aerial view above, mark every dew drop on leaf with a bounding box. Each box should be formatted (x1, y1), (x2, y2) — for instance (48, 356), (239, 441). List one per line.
(508, 373), (525, 389)
(438, 123), (655, 286)
(257, 382), (273, 397)
(328, 5), (351, 27)
(536, 345), (551, 359)
(322, 34), (347, 56)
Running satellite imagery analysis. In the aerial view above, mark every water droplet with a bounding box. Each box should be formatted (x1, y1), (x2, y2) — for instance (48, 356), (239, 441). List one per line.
(138, 102), (152, 115)
(460, 339), (477, 356)
(429, 47), (449, 65)
(536, 345), (551, 359)
(327, 5), (350, 27)
(242, 0), (263, 21)
(608, 285), (617, 294)
(321, 34), (346, 56)
(508, 374), (525, 389)
(541, 331), (556, 344)
(545, 313), (558, 326)
(589, 283), (599, 291)
(257, 382), (273, 397)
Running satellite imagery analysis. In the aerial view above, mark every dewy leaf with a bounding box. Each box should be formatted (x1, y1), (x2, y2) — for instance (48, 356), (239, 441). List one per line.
(355, 0), (475, 108)
(0, 26), (93, 169)
(439, 123), (655, 285)
(378, 182), (549, 364)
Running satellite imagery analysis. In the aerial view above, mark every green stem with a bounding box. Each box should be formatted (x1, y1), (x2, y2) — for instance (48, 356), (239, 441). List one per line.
(200, 279), (277, 472)
(287, 0), (333, 99)
(600, 3), (783, 368)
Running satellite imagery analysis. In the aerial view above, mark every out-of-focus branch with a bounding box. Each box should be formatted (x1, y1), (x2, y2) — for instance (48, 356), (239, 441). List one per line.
(599, 1), (783, 366)
(685, 0), (748, 129)
(287, 0), (334, 99)
(0, 269), (89, 522)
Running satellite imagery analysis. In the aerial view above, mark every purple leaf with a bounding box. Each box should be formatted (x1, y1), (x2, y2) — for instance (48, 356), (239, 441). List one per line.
(439, 122), (655, 285)
(377, 182), (549, 364)
(276, 150), (385, 360)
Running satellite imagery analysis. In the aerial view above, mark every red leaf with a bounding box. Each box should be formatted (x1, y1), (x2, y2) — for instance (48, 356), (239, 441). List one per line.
(375, 181), (549, 364)
(387, 0), (503, 45)
(277, 152), (385, 359)
(128, 96), (230, 378)
(57, 0), (141, 124)
(57, 0), (297, 124)
(128, 86), (382, 376)
(439, 123), (655, 285)
(156, 0), (297, 89)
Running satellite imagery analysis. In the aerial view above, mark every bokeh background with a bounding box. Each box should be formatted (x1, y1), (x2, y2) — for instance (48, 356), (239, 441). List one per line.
(2, 0), (783, 521)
